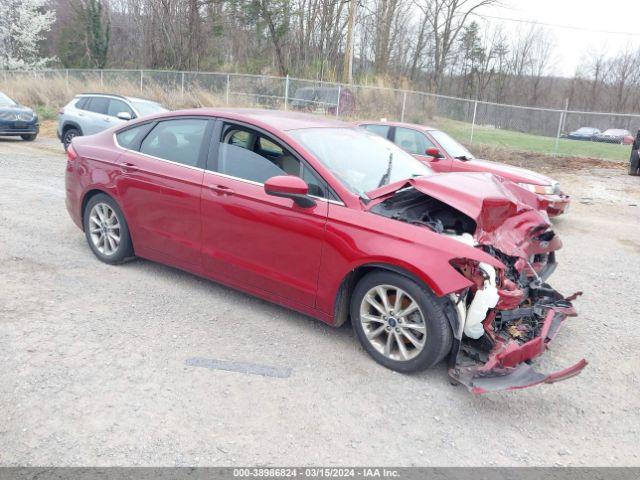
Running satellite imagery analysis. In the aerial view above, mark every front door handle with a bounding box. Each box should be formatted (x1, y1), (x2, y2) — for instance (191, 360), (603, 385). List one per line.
(208, 184), (235, 195)
(120, 162), (138, 173)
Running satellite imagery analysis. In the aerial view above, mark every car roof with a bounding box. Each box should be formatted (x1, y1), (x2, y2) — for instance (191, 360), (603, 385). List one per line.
(147, 107), (355, 131)
(357, 120), (438, 132)
(76, 93), (158, 104)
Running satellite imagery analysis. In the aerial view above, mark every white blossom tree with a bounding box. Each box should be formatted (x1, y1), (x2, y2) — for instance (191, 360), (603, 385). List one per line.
(0, 0), (56, 69)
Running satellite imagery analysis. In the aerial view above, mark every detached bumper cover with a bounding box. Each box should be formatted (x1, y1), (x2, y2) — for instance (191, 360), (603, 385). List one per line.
(462, 358), (587, 394)
(449, 296), (587, 394)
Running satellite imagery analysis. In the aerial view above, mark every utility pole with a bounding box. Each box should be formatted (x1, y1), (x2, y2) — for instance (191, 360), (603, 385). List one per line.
(342, 0), (357, 84)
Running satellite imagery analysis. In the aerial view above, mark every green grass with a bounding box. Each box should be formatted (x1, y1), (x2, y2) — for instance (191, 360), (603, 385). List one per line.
(34, 105), (59, 121)
(433, 117), (631, 162)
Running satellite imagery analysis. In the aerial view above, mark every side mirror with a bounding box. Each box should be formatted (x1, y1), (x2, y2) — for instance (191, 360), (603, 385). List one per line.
(426, 147), (443, 158)
(116, 111), (132, 121)
(264, 175), (316, 208)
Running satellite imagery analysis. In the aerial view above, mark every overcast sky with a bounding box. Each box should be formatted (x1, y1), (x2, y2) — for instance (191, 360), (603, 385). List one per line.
(476, 0), (640, 76)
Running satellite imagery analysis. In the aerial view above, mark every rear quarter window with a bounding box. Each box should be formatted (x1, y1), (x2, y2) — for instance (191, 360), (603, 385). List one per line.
(115, 123), (154, 150)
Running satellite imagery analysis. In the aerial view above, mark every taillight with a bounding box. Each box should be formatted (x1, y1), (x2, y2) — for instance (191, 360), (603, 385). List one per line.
(67, 144), (78, 161)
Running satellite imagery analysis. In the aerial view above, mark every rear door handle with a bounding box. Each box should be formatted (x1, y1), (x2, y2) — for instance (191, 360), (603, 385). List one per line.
(120, 162), (138, 173)
(208, 184), (235, 195)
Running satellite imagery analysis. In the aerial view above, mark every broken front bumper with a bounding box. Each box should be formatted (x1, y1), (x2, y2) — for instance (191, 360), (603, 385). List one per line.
(449, 298), (587, 394)
(543, 193), (571, 217)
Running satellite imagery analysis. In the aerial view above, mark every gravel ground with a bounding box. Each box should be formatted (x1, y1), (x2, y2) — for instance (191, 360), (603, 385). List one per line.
(1, 137), (639, 467)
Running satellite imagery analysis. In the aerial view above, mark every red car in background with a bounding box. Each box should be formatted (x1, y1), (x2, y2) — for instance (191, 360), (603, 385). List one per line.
(359, 121), (571, 217)
(65, 108), (585, 393)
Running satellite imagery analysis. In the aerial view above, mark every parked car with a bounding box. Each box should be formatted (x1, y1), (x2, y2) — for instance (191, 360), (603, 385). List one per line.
(567, 127), (600, 141)
(57, 93), (167, 150)
(290, 86), (355, 116)
(0, 91), (39, 141)
(64, 108), (586, 393)
(630, 130), (640, 176)
(592, 128), (634, 144)
(359, 121), (571, 217)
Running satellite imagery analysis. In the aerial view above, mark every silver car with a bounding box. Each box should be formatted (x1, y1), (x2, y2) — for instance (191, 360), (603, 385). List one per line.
(57, 93), (167, 150)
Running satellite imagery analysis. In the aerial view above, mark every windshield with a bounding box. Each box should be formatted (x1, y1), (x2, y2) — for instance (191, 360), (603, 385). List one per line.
(289, 127), (433, 197)
(130, 100), (167, 117)
(0, 92), (18, 108)
(430, 130), (474, 159)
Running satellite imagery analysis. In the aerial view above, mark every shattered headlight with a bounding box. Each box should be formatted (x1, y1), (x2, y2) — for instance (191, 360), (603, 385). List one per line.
(517, 182), (557, 195)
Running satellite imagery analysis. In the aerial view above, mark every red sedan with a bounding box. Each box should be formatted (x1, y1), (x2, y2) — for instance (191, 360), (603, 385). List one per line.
(65, 108), (585, 393)
(358, 121), (571, 217)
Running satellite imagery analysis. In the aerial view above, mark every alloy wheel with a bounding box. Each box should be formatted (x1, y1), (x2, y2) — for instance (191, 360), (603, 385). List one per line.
(359, 285), (427, 361)
(64, 131), (77, 148)
(88, 203), (121, 256)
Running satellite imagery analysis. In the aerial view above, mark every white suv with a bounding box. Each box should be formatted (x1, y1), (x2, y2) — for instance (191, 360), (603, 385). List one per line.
(57, 93), (167, 150)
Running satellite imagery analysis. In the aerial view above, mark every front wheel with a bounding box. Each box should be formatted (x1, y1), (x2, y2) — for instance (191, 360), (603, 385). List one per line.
(21, 134), (37, 141)
(83, 194), (134, 264)
(350, 271), (452, 373)
(630, 150), (640, 176)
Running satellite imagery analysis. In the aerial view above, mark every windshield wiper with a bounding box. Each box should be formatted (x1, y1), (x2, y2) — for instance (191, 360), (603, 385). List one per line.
(377, 152), (393, 188)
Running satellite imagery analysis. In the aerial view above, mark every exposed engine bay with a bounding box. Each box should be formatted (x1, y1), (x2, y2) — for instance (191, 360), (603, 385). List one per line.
(370, 184), (587, 393)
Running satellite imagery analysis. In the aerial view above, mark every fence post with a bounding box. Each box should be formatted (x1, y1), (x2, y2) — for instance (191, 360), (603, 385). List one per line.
(66, 69), (69, 86)
(554, 99), (569, 156)
(226, 74), (230, 105)
(336, 84), (341, 117)
(401, 91), (407, 122)
(470, 99), (478, 144)
(100, 70), (104, 86)
(181, 72), (185, 100)
(139, 70), (143, 93)
(284, 75), (290, 111)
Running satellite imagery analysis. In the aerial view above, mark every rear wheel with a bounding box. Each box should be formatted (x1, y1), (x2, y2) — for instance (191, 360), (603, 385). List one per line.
(63, 128), (80, 151)
(350, 271), (452, 373)
(21, 134), (36, 141)
(83, 194), (134, 264)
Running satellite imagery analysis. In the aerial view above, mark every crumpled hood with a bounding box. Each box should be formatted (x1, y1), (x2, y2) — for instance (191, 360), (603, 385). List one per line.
(367, 172), (557, 259)
(466, 158), (554, 186)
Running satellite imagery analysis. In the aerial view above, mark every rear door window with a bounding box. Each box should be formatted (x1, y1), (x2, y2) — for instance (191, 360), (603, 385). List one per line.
(85, 97), (109, 115)
(75, 97), (89, 109)
(139, 118), (208, 167)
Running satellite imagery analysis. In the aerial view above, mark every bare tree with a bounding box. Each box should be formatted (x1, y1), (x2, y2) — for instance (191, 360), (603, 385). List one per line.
(414, 0), (499, 92)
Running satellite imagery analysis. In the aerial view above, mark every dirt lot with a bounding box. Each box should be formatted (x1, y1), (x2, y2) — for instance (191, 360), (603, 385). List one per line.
(1, 135), (639, 467)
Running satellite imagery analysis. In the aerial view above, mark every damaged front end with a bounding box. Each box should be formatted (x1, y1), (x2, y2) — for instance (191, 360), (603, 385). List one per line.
(367, 173), (587, 393)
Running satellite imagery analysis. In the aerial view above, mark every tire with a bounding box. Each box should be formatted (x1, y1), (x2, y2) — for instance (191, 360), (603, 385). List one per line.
(83, 193), (134, 264)
(21, 134), (37, 141)
(63, 127), (80, 151)
(630, 150), (640, 176)
(350, 270), (452, 373)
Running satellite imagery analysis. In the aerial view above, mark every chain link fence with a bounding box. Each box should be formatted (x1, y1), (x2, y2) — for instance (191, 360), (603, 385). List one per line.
(2, 68), (638, 161)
